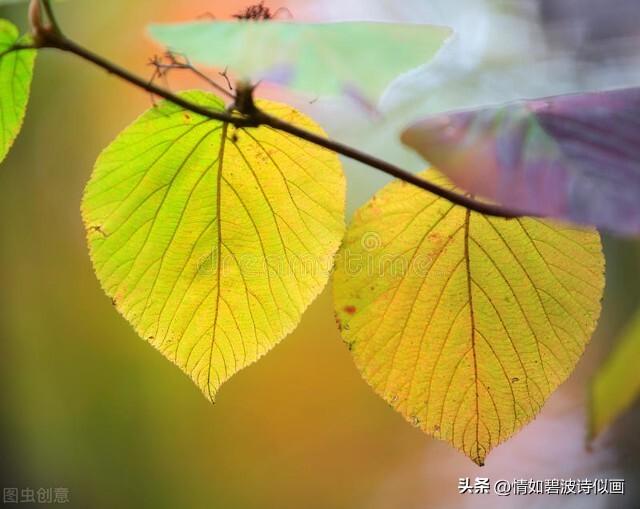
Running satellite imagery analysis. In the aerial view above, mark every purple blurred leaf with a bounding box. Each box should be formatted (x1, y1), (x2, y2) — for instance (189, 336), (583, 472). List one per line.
(401, 87), (640, 235)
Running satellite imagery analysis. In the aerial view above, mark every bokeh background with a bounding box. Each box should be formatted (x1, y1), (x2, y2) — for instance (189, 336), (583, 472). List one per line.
(1, 1), (639, 508)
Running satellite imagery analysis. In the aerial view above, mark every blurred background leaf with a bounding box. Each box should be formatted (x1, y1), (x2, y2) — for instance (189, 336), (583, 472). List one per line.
(590, 310), (640, 441)
(150, 21), (451, 101)
(401, 88), (640, 235)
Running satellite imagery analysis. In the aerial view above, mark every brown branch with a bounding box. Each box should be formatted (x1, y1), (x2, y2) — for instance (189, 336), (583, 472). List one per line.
(27, 7), (527, 219)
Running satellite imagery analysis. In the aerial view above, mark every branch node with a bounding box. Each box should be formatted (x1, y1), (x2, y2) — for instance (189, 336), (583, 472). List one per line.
(233, 80), (259, 117)
(29, 0), (64, 47)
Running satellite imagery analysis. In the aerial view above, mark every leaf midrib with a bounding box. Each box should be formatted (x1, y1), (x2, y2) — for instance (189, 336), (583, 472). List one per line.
(463, 209), (482, 465)
(206, 122), (228, 400)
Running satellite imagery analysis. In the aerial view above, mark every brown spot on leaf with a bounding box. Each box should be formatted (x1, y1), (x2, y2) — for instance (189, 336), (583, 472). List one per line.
(344, 305), (357, 315)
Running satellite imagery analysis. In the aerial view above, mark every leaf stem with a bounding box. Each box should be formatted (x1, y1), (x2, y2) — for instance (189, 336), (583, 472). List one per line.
(29, 11), (527, 219)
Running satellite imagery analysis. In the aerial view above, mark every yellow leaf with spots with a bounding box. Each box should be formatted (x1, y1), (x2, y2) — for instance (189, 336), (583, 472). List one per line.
(333, 170), (604, 465)
(82, 91), (345, 401)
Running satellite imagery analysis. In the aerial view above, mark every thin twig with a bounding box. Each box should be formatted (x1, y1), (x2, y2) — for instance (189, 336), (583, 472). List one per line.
(150, 51), (235, 100)
(25, 15), (526, 218)
(218, 67), (234, 93)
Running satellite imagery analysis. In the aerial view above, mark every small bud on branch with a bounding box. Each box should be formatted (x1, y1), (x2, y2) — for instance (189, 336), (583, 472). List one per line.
(28, 0), (45, 38)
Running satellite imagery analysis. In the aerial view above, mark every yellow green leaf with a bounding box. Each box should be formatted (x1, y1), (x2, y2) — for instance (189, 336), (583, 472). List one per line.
(333, 170), (604, 465)
(589, 309), (640, 440)
(0, 20), (36, 164)
(82, 91), (345, 401)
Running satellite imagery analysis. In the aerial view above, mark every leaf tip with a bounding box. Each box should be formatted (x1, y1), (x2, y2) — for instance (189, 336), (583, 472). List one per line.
(467, 443), (488, 467)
